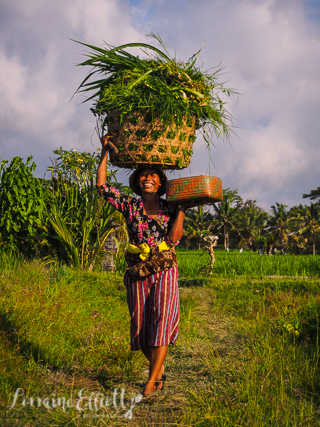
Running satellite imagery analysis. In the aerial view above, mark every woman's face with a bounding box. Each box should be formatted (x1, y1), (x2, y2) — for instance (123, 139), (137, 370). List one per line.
(138, 168), (162, 195)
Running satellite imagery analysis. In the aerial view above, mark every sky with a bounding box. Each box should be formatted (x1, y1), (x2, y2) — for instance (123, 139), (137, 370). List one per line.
(1, 0), (320, 211)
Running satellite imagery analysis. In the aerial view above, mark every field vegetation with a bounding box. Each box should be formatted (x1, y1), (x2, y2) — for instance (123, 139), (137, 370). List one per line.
(1, 250), (320, 425)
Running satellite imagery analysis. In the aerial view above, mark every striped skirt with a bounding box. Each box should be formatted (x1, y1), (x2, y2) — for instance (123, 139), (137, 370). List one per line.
(123, 265), (179, 351)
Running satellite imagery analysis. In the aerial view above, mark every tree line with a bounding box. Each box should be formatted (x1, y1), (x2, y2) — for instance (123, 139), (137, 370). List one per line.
(1, 150), (319, 268)
(183, 188), (320, 255)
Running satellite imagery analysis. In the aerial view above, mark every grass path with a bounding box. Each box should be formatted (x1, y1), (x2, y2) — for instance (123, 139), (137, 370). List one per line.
(112, 287), (244, 426)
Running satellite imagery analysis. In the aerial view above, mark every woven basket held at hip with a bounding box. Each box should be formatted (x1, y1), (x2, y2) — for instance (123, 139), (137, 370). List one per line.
(166, 176), (223, 204)
(106, 111), (196, 170)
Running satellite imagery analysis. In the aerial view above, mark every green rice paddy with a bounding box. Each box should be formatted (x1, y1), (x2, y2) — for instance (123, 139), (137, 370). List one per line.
(177, 249), (320, 278)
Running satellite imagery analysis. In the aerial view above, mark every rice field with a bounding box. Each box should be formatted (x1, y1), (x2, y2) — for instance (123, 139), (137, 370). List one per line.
(176, 249), (320, 278)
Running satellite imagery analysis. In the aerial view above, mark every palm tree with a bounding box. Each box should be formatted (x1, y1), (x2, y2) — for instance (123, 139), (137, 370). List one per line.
(287, 204), (308, 254)
(303, 187), (320, 201)
(236, 203), (268, 250)
(184, 205), (213, 249)
(299, 203), (320, 255)
(266, 203), (292, 254)
(211, 189), (240, 250)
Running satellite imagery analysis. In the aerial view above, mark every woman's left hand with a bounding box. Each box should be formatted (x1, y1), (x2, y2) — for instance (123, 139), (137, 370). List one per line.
(169, 198), (207, 241)
(179, 198), (208, 213)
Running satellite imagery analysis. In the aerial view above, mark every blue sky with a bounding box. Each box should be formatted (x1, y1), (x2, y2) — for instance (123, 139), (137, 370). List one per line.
(1, 0), (320, 210)
(304, 0), (320, 19)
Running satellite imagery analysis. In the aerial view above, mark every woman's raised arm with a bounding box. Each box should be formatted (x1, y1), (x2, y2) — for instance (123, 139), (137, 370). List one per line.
(96, 137), (110, 187)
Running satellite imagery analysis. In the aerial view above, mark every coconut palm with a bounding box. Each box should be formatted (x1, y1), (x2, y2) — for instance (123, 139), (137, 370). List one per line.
(299, 203), (320, 255)
(211, 189), (240, 250)
(184, 205), (213, 250)
(286, 204), (308, 254)
(235, 202), (268, 250)
(266, 203), (292, 253)
(303, 187), (320, 202)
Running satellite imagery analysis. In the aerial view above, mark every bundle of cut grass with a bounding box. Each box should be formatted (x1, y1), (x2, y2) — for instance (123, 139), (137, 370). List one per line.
(74, 33), (236, 169)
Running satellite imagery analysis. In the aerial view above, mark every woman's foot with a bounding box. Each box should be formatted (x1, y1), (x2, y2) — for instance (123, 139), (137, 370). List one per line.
(143, 364), (165, 396)
(155, 364), (165, 390)
(142, 380), (156, 397)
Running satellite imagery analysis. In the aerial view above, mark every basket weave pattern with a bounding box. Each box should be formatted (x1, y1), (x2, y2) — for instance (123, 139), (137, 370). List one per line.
(166, 176), (223, 203)
(107, 111), (196, 169)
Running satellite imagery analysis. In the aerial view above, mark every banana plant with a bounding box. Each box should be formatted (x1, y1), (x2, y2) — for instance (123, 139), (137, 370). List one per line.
(45, 195), (117, 270)
(44, 149), (125, 270)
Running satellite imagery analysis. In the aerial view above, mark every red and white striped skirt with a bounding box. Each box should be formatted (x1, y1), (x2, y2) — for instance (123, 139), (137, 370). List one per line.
(123, 265), (179, 351)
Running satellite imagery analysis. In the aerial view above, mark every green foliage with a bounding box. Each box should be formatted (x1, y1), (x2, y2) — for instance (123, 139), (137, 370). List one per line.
(295, 203), (320, 256)
(151, 129), (163, 139)
(210, 188), (241, 250)
(45, 178), (117, 270)
(128, 143), (138, 151)
(183, 205), (214, 250)
(303, 186), (320, 201)
(0, 156), (47, 256)
(0, 148), (128, 268)
(47, 147), (101, 183)
(180, 187), (320, 255)
(73, 33), (237, 143)
(44, 148), (126, 270)
(234, 199), (268, 250)
(170, 146), (179, 154)
(166, 129), (176, 139)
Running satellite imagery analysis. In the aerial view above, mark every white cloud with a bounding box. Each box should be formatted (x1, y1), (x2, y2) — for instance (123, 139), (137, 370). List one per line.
(0, 0), (143, 167)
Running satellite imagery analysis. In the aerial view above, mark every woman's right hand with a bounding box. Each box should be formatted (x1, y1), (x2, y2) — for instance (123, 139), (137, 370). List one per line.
(100, 134), (110, 150)
(100, 134), (118, 153)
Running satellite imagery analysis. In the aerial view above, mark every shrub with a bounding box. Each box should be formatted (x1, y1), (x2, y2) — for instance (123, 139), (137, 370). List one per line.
(0, 156), (47, 257)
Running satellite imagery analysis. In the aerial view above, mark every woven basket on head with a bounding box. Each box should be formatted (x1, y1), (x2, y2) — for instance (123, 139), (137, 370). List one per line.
(106, 111), (196, 170)
(166, 176), (223, 204)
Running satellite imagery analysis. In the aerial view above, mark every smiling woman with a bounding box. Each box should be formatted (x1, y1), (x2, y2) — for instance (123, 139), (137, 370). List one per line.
(96, 137), (205, 397)
(138, 170), (162, 197)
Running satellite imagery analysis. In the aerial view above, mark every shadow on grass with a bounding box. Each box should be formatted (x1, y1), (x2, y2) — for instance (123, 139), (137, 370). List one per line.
(0, 311), (47, 364)
(0, 311), (130, 392)
(178, 278), (209, 287)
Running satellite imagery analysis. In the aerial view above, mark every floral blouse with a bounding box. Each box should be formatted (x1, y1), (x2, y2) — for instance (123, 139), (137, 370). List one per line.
(97, 182), (180, 247)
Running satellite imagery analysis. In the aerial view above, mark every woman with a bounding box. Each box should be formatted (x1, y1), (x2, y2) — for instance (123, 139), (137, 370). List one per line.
(96, 138), (203, 396)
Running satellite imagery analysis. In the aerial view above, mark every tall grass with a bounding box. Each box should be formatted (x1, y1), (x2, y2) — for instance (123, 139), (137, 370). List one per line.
(0, 260), (139, 373)
(0, 256), (147, 424)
